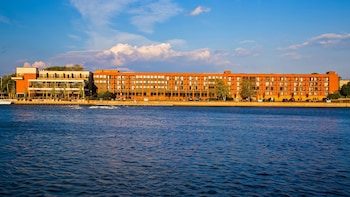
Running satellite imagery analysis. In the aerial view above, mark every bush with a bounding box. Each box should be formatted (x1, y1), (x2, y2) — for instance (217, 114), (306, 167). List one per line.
(226, 97), (234, 101)
(97, 91), (113, 100)
(328, 92), (341, 99)
(340, 82), (350, 97)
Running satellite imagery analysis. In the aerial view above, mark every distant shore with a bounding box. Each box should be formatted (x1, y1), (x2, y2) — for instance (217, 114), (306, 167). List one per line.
(11, 99), (350, 107)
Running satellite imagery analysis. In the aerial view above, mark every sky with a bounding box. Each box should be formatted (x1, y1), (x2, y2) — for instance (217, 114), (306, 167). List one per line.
(0, 0), (350, 78)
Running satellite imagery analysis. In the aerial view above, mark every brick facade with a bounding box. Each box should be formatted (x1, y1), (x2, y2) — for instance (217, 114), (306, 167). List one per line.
(93, 70), (339, 101)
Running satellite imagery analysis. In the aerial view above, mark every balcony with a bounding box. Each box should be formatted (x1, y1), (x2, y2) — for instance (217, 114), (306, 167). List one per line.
(11, 76), (23, 80)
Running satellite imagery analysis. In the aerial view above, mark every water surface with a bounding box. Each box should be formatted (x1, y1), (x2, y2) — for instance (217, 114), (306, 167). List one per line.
(0, 105), (349, 196)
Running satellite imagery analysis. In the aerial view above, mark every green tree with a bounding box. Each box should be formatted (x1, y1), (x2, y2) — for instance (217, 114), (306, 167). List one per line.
(45, 64), (84, 71)
(97, 91), (113, 100)
(340, 82), (350, 97)
(79, 84), (85, 99)
(328, 92), (341, 99)
(215, 79), (230, 101)
(240, 79), (255, 100)
(1, 74), (15, 97)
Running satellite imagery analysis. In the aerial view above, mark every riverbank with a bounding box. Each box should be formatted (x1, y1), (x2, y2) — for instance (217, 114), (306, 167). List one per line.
(11, 99), (350, 107)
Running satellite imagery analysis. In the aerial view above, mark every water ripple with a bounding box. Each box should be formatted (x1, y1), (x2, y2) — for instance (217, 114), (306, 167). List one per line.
(0, 106), (349, 196)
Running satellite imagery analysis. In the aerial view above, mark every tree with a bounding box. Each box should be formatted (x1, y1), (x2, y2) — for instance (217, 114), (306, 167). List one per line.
(215, 79), (230, 101)
(328, 92), (341, 99)
(1, 74), (15, 96)
(97, 91), (113, 100)
(45, 64), (84, 71)
(240, 79), (255, 100)
(340, 82), (350, 97)
(79, 85), (84, 99)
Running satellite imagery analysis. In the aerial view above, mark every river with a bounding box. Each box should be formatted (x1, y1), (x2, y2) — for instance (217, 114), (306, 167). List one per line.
(0, 105), (349, 196)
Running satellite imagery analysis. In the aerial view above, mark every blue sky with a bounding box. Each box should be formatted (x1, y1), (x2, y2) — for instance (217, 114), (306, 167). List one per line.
(1, 0), (350, 78)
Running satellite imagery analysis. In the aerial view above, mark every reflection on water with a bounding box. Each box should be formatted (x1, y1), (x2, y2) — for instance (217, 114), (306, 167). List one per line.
(0, 106), (349, 196)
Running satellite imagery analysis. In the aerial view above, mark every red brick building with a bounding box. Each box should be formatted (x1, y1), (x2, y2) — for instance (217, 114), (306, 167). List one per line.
(93, 70), (339, 101)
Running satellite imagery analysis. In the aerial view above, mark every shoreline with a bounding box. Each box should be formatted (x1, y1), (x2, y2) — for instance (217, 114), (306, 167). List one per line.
(11, 100), (350, 108)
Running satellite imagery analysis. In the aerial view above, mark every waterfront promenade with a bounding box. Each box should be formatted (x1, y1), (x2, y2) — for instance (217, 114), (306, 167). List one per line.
(12, 99), (350, 107)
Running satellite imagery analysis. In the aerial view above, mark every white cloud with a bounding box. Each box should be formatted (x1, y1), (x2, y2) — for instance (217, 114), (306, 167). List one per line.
(49, 50), (100, 66)
(23, 62), (31, 68)
(85, 30), (156, 50)
(96, 43), (213, 66)
(70, 0), (183, 49)
(234, 47), (261, 57)
(68, 34), (81, 41)
(129, 0), (182, 33)
(281, 52), (303, 60)
(65, 64), (78, 67)
(279, 42), (309, 50)
(279, 33), (350, 50)
(189, 6), (211, 16)
(70, 0), (138, 49)
(166, 39), (187, 49)
(310, 33), (350, 41)
(23, 61), (85, 70)
(23, 61), (48, 69)
(47, 43), (233, 72)
(70, 0), (133, 27)
(239, 40), (256, 44)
